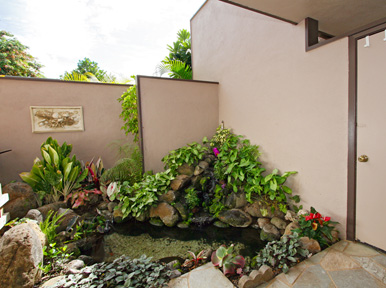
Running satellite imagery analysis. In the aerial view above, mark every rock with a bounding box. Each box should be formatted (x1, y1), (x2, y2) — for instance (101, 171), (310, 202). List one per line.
(149, 218), (164, 227)
(244, 201), (285, 219)
(251, 223), (260, 229)
(41, 276), (65, 287)
(170, 175), (190, 191)
(174, 202), (188, 220)
(113, 207), (128, 223)
(257, 218), (270, 229)
(177, 163), (194, 176)
(64, 259), (84, 271)
(177, 222), (190, 229)
(170, 270), (182, 279)
(87, 193), (100, 206)
(150, 202), (179, 227)
(204, 157), (214, 165)
(26, 221), (46, 248)
(25, 209), (43, 223)
(3, 182), (39, 220)
(191, 175), (203, 189)
(260, 223), (280, 241)
(107, 202), (118, 213)
(297, 209), (310, 217)
(37, 202), (67, 220)
(159, 190), (180, 204)
(135, 212), (148, 222)
(0, 223), (44, 287)
(56, 208), (79, 233)
(166, 260), (181, 270)
(193, 161), (210, 176)
(238, 265), (274, 288)
(283, 222), (300, 236)
(77, 255), (95, 265)
(190, 213), (215, 226)
(218, 209), (252, 227)
(285, 210), (298, 222)
(271, 217), (287, 230)
(225, 192), (248, 209)
(213, 220), (230, 228)
(97, 201), (109, 210)
(299, 237), (321, 254)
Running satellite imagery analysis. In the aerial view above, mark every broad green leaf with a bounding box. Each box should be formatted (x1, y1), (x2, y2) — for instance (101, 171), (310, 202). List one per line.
(42, 150), (51, 165)
(48, 146), (59, 167)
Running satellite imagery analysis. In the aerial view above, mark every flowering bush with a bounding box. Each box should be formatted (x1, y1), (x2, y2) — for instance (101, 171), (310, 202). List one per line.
(292, 207), (338, 248)
(67, 189), (102, 208)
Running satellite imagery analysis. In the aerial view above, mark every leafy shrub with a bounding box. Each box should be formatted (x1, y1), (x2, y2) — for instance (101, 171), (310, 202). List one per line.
(50, 255), (172, 288)
(20, 137), (87, 203)
(292, 207), (338, 248)
(67, 188), (102, 209)
(162, 142), (208, 175)
(185, 187), (201, 210)
(100, 146), (143, 186)
(252, 233), (309, 273)
(118, 78), (139, 142)
(207, 125), (231, 148)
(40, 210), (66, 243)
(110, 170), (174, 219)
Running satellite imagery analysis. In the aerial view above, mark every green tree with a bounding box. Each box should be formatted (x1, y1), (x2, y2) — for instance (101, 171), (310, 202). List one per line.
(0, 30), (43, 77)
(156, 29), (192, 79)
(62, 57), (116, 82)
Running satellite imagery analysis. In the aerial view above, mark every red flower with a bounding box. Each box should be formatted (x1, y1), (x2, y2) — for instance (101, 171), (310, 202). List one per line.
(323, 216), (331, 222)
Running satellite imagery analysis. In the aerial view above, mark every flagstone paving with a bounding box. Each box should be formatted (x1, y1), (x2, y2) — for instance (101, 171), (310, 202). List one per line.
(168, 241), (386, 288)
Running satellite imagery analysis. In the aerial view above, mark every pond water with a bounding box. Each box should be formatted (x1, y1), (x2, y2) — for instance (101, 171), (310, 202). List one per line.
(101, 221), (265, 262)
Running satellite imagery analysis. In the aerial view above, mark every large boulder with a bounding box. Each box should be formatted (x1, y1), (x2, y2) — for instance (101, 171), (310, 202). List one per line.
(0, 222), (44, 288)
(260, 223), (280, 241)
(159, 190), (180, 204)
(150, 202), (179, 227)
(36, 202), (67, 220)
(170, 175), (190, 191)
(218, 209), (252, 227)
(3, 182), (39, 220)
(177, 164), (194, 176)
(56, 208), (80, 233)
(225, 192), (248, 209)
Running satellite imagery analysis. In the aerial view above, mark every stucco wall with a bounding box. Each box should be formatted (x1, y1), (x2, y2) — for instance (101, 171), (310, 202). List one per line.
(0, 77), (133, 184)
(191, 0), (349, 234)
(137, 76), (219, 173)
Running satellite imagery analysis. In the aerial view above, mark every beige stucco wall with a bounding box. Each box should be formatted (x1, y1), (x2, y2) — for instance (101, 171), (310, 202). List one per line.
(138, 76), (219, 173)
(0, 77), (133, 184)
(191, 0), (349, 235)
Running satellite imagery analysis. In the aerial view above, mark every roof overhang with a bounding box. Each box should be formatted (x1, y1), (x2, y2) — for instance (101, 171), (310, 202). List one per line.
(222, 0), (386, 36)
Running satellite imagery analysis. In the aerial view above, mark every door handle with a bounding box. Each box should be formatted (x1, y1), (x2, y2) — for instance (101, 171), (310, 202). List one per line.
(358, 155), (369, 162)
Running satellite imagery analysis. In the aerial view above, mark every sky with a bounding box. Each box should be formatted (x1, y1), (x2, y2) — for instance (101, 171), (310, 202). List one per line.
(0, 0), (205, 80)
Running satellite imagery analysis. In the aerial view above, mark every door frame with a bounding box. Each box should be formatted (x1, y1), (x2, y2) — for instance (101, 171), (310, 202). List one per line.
(347, 22), (386, 241)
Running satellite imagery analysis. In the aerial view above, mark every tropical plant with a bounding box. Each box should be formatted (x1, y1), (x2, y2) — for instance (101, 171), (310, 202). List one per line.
(292, 207), (338, 248)
(61, 57), (116, 82)
(110, 170), (174, 219)
(162, 142), (208, 175)
(185, 250), (207, 268)
(208, 184), (227, 217)
(211, 244), (245, 276)
(156, 29), (192, 79)
(20, 137), (88, 203)
(100, 146), (143, 186)
(118, 77), (139, 142)
(0, 30), (43, 77)
(207, 125), (231, 148)
(67, 188), (102, 209)
(39, 210), (66, 243)
(252, 233), (310, 273)
(49, 255), (172, 288)
(40, 242), (72, 275)
(82, 157), (104, 190)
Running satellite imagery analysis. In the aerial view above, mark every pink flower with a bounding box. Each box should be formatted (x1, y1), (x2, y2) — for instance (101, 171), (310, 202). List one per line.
(213, 147), (220, 157)
(221, 183), (226, 189)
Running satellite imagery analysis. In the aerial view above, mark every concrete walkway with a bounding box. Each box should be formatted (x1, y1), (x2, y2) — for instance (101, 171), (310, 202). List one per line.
(168, 241), (386, 288)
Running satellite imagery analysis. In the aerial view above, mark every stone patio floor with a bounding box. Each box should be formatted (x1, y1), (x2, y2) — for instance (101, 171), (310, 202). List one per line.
(168, 240), (386, 288)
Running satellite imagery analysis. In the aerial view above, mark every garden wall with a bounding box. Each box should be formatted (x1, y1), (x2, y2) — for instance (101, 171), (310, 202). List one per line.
(191, 0), (349, 235)
(137, 76), (219, 173)
(0, 77), (133, 184)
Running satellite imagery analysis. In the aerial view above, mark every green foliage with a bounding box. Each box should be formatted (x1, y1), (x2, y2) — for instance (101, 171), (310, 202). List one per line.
(185, 187), (201, 210)
(292, 207), (339, 249)
(156, 29), (192, 79)
(162, 142), (208, 175)
(208, 184), (226, 217)
(61, 57), (116, 82)
(100, 146), (143, 186)
(110, 170), (175, 219)
(4, 217), (29, 227)
(0, 30), (43, 77)
(118, 77), (139, 142)
(20, 137), (88, 203)
(40, 243), (72, 274)
(50, 255), (172, 288)
(209, 125), (231, 148)
(213, 131), (297, 214)
(39, 210), (66, 243)
(211, 244), (245, 276)
(252, 233), (309, 274)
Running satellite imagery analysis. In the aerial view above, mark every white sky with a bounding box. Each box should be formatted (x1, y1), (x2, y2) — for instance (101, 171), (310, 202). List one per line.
(0, 0), (205, 80)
